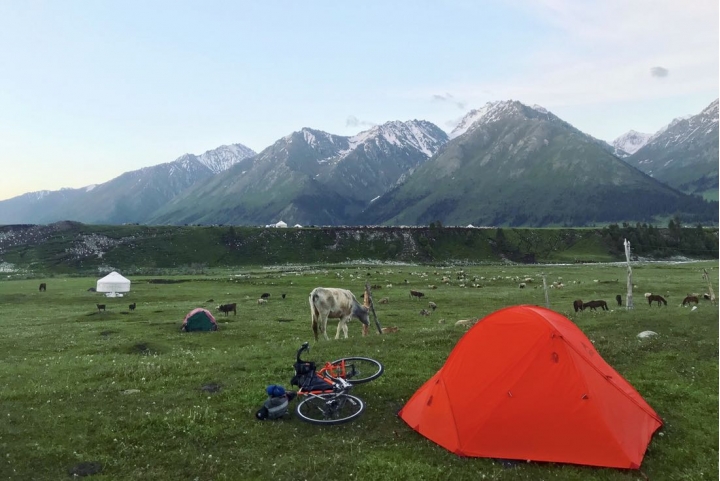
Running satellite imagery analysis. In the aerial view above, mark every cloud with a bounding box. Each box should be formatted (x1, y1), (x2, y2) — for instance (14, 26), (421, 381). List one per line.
(346, 115), (376, 128)
(432, 92), (467, 109)
(650, 66), (669, 78)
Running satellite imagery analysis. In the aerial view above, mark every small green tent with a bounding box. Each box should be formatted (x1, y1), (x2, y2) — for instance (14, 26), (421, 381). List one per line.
(181, 308), (218, 332)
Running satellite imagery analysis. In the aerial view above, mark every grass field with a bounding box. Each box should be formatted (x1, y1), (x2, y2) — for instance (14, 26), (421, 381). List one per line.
(1, 261), (718, 480)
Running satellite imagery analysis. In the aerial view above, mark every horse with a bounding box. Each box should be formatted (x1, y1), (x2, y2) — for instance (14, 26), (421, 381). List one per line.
(682, 295), (699, 306)
(615, 294), (622, 306)
(647, 294), (667, 307)
(573, 299), (584, 312)
(582, 300), (608, 311)
(39, 283), (46, 292)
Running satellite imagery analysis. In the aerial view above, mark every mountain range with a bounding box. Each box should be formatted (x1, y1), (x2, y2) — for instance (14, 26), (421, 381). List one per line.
(0, 99), (717, 227)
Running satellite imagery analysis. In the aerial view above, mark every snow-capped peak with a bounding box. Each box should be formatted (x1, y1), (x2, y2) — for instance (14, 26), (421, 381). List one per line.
(345, 120), (446, 158)
(612, 130), (652, 156)
(195, 144), (256, 173)
(449, 100), (548, 139)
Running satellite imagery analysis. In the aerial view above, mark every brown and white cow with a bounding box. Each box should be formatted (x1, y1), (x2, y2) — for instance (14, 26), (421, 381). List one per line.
(309, 287), (370, 341)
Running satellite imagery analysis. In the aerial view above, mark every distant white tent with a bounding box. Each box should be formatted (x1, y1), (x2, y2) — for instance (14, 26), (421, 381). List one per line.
(97, 271), (131, 297)
(293, 224), (303, 228)
(275, 220), (288, 228)
(466, 224), (475, 228)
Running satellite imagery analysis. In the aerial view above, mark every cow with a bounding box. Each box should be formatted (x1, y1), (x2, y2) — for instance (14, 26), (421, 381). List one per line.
(129, 302), (136, 311)
(583, 300), (608, 311)
(260, 293), (271, 299)
(309, 287), (370, 341)
(217, 303), (237, 316)
(615, 294), (622, 307)
(410, 290), (425, 300)
(39, 283), (47, 292)
(573, 299), (584, 312)
(96, 304), (106, 313)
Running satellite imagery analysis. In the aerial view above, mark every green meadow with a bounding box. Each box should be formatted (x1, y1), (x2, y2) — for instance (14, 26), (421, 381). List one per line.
(0, 261), (717, 480)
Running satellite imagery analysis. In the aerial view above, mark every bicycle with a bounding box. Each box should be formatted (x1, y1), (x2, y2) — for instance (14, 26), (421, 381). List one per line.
(291, 342), (384, 425)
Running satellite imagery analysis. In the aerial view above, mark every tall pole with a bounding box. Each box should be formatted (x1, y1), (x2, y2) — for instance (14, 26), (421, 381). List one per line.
(542, 273), (550, 308)
(624, 239), (634, 309)
(703, 269), (716, 305)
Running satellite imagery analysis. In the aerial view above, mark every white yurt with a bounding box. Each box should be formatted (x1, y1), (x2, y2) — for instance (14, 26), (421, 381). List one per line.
(97, 271), (131, 297)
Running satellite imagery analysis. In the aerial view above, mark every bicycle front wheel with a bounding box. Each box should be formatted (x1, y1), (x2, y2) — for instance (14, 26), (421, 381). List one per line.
(329, 357), (384, 384)
(295, 393), (365, 425)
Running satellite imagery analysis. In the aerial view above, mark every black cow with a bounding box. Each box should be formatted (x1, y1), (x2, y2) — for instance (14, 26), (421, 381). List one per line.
(260, 293), (271, 299)
(96, 304), (106, 313)
(410, 290), (425, 300)
(217, 303), (237, 316)
(39, 283), (46, 292)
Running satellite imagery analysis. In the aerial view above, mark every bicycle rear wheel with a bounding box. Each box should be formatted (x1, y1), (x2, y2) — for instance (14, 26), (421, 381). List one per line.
(329, 357), (384, 384)
(295, 393), (365, 425)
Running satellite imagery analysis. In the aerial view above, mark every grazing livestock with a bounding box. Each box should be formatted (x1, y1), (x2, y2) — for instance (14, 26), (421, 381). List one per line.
(703, 293), (712, 301)
(409, 290), (425, 300)
(647, 295), (667, 307)
(260, 293), (271, 299)
(420, 309), (431, 316)
(217, 303), (237, 316)
(615, 294), (622, 307)
(519, 282), (526, 288)
(583, 300), (608, 311)
(378, 297), (389, 304)
(573, 300), (584, 312)
(282, 293), (286, 299)
(257, 298), (267, 305)
(682, 295), (699, 306)
(129, 302), (136, 311)
(428, 301), (437, 311)
(39, 283), (46, 292)
(309, 287), (370, 341)
(386, 284), (393, 288)
(96, 304), (106, 313)
(87, 287), (96, 292)
(427, 285), (437, 289)
(644, 293), (652, 298)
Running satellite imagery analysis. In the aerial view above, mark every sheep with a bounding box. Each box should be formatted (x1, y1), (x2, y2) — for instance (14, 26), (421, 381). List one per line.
(420, 309), (431, 316)
(386, 284), (393, 288)
(428, 301), (437, 311)
(257, 298), (267, 305)
(378, 297), (390, 304)
(519, 282), (526, 288)
(309, 287), (370, 341)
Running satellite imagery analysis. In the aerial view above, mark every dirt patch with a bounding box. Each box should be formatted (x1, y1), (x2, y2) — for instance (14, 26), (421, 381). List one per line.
(276, 318), (294, 323)
(147, 279), (189, 284)
(68, 461), (102, 477)
(99, 330), (116, 337)
(201, 383), (222, 393)
(153, 310), (164, 313)
(127, 342), (162, 356)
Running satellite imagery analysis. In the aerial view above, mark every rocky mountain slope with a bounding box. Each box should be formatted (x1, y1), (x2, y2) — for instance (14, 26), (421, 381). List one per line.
(149, 121), (448, 226)
(357, 100), (716, 226)
(625, 99), (719, 198)
(0, 143), (256, 225)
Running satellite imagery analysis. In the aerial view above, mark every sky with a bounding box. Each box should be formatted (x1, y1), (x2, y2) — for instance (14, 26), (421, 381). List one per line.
(0, 0), (717, 201)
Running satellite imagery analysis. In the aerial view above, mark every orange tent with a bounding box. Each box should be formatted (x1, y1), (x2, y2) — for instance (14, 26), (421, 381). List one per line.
(398, 305), (663, 469)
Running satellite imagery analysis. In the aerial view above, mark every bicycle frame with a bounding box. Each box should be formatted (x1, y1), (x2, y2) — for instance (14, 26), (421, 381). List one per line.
(294, 342), (351, 396)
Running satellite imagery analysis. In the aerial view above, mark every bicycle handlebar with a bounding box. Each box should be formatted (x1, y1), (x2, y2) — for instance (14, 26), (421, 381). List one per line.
(296, 342), (310, 363)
